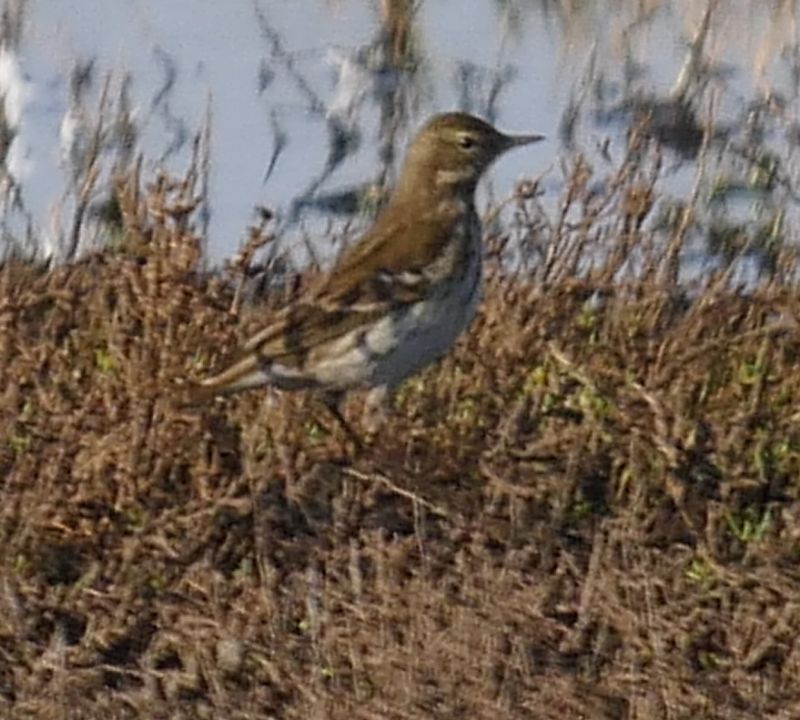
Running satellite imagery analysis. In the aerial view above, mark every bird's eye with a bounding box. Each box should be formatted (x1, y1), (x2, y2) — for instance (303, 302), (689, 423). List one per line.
(458, 135), (476, 150)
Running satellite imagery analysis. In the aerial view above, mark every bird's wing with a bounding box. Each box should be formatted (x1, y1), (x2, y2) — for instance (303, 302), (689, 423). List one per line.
(325, 197), (463, 303)
(190, 201), (464, 398)
(242, 199), (462, 361)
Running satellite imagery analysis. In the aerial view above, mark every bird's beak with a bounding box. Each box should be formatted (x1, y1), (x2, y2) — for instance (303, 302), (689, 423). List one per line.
(504, 132), (545, 148)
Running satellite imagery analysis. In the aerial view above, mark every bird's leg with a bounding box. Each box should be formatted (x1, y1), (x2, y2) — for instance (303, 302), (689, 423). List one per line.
(320, 391), (363, 453)
(362, 385), (393, 434)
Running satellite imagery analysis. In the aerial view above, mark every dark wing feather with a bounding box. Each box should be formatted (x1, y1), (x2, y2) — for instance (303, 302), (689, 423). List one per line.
(324, 197), (460, 302)
(189, 198), (461, 399)
(244, 197), (461, 361)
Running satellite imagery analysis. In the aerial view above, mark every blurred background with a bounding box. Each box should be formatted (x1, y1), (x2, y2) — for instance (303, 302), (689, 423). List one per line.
(0, 0), (798, 275)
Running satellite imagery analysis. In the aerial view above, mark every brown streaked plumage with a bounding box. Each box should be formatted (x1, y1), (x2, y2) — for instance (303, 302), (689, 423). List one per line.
(187, 112), (543, 411)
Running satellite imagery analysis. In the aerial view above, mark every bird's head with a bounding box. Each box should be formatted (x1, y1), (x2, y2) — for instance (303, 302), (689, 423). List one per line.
(396, 112), (544, 198)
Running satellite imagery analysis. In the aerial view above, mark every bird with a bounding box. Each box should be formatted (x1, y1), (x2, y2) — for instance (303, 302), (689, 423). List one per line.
(187, 112), (543, 432)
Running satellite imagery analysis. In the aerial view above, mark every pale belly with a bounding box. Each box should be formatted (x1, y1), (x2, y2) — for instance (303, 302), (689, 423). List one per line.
(300, 241), (482, 391)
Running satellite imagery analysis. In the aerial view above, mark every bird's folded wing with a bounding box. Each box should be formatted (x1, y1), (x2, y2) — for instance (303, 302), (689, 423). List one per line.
(241, 299), (386, 361)
(189, 205), (462, 398)
(186, 300), (382, 401)
(241, 204), (460, 361)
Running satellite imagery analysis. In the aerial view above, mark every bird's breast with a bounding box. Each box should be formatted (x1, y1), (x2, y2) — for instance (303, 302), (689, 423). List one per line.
(305, 207), (483, 391)
(360, 209), (483, 385)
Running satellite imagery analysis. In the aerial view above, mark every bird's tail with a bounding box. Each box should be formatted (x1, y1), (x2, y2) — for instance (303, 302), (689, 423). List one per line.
(180, 380), (227, 408)
(179, 353), (270, 408)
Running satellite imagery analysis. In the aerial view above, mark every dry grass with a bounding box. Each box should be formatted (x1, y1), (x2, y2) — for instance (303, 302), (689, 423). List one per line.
(2, 135), (800, 720)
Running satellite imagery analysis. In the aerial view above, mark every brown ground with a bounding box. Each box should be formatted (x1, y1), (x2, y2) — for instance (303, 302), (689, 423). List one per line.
(2, 169), (800, 720)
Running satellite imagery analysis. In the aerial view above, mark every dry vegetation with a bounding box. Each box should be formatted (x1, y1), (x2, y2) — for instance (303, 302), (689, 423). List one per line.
(1, 123), (800, 720)
(1, 0), (800, 716)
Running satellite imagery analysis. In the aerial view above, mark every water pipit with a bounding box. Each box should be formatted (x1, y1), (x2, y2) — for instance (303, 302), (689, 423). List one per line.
(188, 112), (543, 433)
